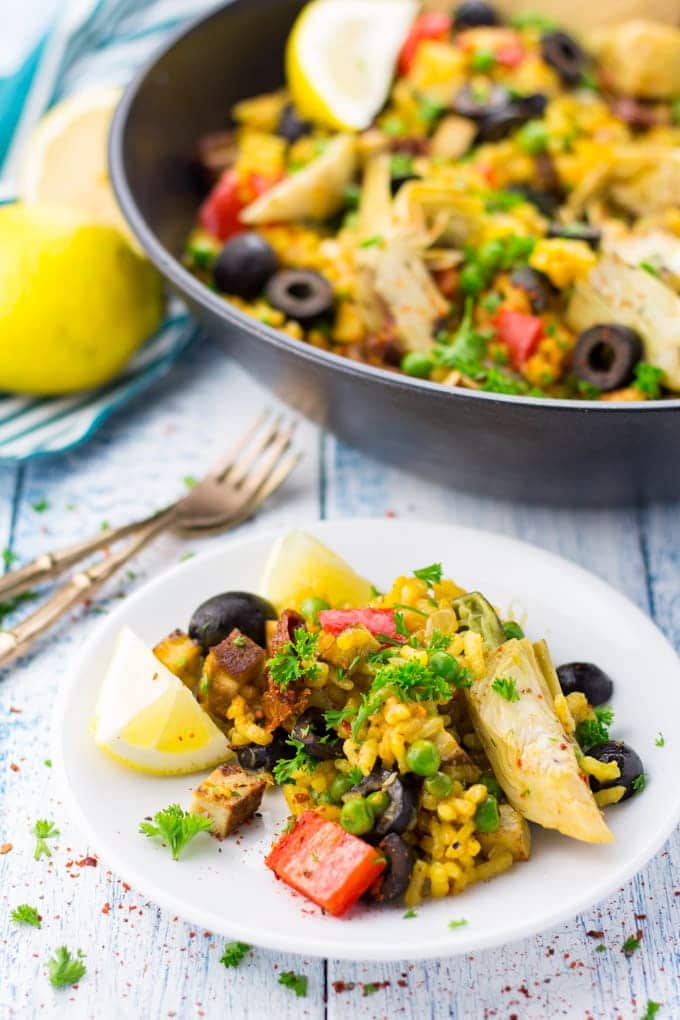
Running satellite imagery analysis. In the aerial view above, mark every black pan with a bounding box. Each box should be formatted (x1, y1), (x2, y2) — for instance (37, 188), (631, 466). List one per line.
(109, 0), (680, 505)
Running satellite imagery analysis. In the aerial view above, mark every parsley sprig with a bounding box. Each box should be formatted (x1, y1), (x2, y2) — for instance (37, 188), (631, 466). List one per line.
(278, 971), (308, 997)
(33, 819), (59, 860)
(575, 705), (613, 751)
(220, 941), (251, 968)
(47, 946), (86, 988)
(351, 658), (465, 739)
(272, 738), (316, 785)
(268, 629), (320, 689)
(139, 804), (212, 860)
(11, 904), (41, 928)
(491, 677), (520, 702)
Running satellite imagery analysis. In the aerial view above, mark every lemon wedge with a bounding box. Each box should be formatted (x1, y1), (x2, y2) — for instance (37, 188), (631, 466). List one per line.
(286, 0), (418, 131)
(93, 627), (230, 775)
(260, 530), (374, 611)
(17, 85), (133, 241)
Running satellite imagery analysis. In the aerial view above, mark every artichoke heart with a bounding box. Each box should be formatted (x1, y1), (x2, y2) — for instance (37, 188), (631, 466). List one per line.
(465, 638), (613, 844)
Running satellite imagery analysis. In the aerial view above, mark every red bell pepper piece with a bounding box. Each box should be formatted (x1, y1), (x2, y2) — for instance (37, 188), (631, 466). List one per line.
(318, 608), (404, 641)
(198, 169), (276, 242)
(494, 308), (543, 368)
(495, 39), (525, 67)
(398, 12), (451, 76)
(266, 811), (386, 916)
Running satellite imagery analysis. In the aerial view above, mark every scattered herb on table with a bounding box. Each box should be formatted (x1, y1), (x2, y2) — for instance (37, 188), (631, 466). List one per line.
(33, 819), (59, 860)
(640, 1001), (661, 1020)
(0, 591), (38, 625)
(278, 971), (308, 997)
(2, 548), (17, 567)
(491, 677), (520, 702)
(220, 941), (251, 968)
(47, 946), (86, 988)
(31, 499), (49, 513)
(622, 934), (642, 957)
(595, 943), (607, 952)
(11, 904), (41, 928)
(139, 804), (212, 860)
(363, 983), (380, 996)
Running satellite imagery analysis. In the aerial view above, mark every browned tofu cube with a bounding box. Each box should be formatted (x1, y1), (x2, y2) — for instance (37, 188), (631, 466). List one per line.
(191, 763), (266, 838)
(199, 628), (266, 719)
(153, 630), (203, 691)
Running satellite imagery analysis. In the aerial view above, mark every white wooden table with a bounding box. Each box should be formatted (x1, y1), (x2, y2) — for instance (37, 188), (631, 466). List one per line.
(1, 337), (678, 1020)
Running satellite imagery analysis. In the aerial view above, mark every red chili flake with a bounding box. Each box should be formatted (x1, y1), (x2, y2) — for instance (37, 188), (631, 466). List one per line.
(77, 856), (98, 867)
(122, 882), (131, 892)
(635, 914), (647, 921)
(397, 979), (408, 988)
(102, 903), (111, 915)
(516, 757), (523, 768)
(586, 930), (604, 939)
(559, 742), (567, 750)
(9, 762), (19, 772)
(0, 842), (13, 854)
(518, 985), (530, 998)
(332, 981), (356, 993)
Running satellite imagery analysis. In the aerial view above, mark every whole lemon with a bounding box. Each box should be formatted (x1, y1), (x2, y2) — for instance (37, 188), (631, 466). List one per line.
(0, 203), (163, 395)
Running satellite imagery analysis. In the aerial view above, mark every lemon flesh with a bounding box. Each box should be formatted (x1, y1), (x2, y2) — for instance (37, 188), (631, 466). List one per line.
(287, 0), (418, 131)
(0, 204), (162, 395)
(93, 626), (230, 775)
(260, 530), (374, 611)
(18, 86), (132, 240)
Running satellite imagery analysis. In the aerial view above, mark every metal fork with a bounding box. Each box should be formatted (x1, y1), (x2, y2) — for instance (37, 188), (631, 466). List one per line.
(0, 411), (300, 668)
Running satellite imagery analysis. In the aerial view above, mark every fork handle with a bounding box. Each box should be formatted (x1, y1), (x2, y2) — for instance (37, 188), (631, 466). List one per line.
(0, 513), (174, 669)
(0, 506), (176, 601)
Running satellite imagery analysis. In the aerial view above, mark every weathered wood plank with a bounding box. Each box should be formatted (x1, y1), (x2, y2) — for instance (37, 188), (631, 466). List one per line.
(0, 348), (324, 1020)
(324, 437), (674, 1020)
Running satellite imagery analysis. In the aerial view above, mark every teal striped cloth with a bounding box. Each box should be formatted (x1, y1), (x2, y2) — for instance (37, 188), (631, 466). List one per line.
(0, 0), (217, 462)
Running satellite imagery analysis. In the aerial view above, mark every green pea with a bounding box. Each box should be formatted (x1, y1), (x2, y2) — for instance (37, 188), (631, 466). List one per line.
(424, 771), (454, 799)
(502, 620), (524, 640)
(186, 238), (218, 269)
(474, 795), (500, 832)
(340, 797), (375, 835)
(477, 239), (505, 272)
(516, 120), (549, 156)
(479, 773), (502, 799)
(460, 263), (487, 296)
(300, 596), (331, 623)
(401, 352), (434, 379)
(471, 49), (495, 73)
(329, 774), (355, 803)
(366, 790), (390, 815)
(406, 739), (441, 777)
(429, 650), (459, 682)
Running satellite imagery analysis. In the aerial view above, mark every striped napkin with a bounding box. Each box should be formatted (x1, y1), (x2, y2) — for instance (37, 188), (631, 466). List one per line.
(0, 0), (217, 462)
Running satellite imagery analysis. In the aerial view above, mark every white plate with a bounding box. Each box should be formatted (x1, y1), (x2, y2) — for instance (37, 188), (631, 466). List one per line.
(56, 519), (680, 960)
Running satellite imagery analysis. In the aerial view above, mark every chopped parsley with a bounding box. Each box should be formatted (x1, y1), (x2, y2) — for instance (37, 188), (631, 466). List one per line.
(31, 498), (49, 513)
(655, 732), (665, 747)
(622, 934), (642, 957)
(278, 971), (308, 997)
(448, 918), (468, 929)
(434, 299), (491, 370)
(389, 153), (414, 178)
(491, 677), (520, 702)
(183, 474), (197, 489)
(640, 1001), (661, 1020)
(199, 673), (210, 696)
(404, 908), (418, 919)
(352, 658), (463, 738)
(33, 819), (59, 860)
(639, 261), (660, 279)
(46, 946), (86, 988)
(413, 562), (443, 586)
(139, 804), (212, 860)
(2, 547), (17, 567)
(426, 630), (452, 652)
(509, 10), (557, 30)
(482, 189), (526, 213)
(595, 943), (607, 953)
(575, 705), (613, 751)
(272, 738), (316, 785)
(632, 773), (647, 794)
(634, 362), (664, 400)
(0, 590), (38, 625)
(360, 235), (384, 249)
(10, 904), (41, 928)
(394, 610), (409, 637)
(363, 983), (381, 996)
(268, 628), (320, 689)
(323, 705), (354, 729)
(220, 941), (251, 968)
(418, 94), (445, 127)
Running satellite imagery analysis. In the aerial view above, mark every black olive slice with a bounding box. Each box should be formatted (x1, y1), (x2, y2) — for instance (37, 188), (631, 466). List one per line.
(572, 324), (644, 392)
(266, 269), (334, 323)
(541, 30), (587, 85)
